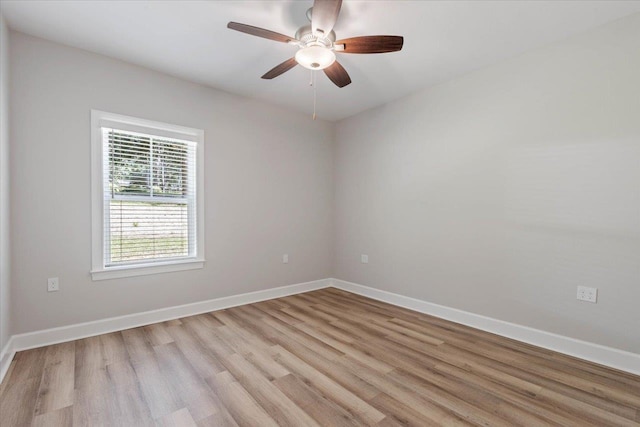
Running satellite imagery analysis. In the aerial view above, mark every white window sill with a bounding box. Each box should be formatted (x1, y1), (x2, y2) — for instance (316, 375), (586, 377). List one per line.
(91, 258), (205, 281)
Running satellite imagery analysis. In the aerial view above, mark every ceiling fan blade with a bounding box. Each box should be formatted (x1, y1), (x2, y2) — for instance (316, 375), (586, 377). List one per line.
(227, 22), (295, 44)
(311, 0), (342, 36)
(323, 61), (351, 88)
(335, 36), (404, 54)
(261, 58), (298, 79)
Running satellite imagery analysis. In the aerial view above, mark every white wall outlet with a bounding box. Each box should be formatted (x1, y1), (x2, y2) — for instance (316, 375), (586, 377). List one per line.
(577, 286), (597, 303)
(282, 254), (289, 264)
(47, 277), (59, 292)
(361, 254), (369, 264)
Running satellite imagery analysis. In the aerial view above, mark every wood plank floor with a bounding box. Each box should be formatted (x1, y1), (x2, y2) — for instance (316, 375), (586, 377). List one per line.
(1, 288), (639, 426)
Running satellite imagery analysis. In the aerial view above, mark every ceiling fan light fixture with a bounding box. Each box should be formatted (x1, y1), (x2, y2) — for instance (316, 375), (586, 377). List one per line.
(227, 0), (403, 90)
(295, 45), (336, 70)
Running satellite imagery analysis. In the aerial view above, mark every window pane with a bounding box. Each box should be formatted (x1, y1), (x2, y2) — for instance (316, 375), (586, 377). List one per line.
(109, 130), (151, 196)
(152, 138), (189, 197)
(108, 200), (188, 264)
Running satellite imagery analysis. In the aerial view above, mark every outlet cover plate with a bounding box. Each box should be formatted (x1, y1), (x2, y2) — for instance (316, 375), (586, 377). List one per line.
(577, 286), (597, 303)
(48, 277), (59, 292)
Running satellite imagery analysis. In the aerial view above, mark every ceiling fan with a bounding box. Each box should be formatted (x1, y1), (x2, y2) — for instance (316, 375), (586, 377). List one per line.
(227, 0), (404, 88)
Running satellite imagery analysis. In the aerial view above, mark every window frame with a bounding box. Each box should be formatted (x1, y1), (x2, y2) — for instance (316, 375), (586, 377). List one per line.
(91, 110), (205, 280)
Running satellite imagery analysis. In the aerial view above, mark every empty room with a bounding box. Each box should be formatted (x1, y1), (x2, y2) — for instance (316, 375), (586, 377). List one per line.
(0, 0), (639, 425)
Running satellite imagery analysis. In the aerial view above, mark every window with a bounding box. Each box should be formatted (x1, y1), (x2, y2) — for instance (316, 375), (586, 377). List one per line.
(91, 111), (204, 280)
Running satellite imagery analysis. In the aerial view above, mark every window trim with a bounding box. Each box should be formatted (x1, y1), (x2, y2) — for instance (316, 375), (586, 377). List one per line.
(91, 110), (205, 281)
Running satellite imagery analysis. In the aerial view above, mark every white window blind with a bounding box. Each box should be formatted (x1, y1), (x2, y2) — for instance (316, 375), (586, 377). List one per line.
(102, 128), (197, 266)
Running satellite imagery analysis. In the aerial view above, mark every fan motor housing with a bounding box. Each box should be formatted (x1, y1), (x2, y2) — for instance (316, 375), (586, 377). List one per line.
(295, 24), (336, 48)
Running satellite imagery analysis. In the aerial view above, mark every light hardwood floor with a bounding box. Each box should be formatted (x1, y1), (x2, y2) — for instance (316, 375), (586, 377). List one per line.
(1, 288), (639, 426)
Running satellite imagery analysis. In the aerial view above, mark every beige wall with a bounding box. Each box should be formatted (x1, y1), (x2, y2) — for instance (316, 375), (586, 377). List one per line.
(9, 32), (334, 334)
(334, 14), (640, 353)
(0, 15), (11, 357)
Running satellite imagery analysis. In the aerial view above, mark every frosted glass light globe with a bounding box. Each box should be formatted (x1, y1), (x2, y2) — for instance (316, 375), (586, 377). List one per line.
(295, 46), (336, 70)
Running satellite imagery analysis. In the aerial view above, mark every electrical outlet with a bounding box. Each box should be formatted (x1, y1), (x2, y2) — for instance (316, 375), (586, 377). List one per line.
(361, 254), (369, 264)
(47, 277), (59, 292)
(577, 286), (597, 303)
(282, 254), (289, 264)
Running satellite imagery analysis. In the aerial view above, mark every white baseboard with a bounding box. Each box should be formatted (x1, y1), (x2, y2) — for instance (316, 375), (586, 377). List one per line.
(0, 278), (331, 384)
(331, 278), (640, 376)
(2, 277), (637, 385)
(0, 336), (15, 384)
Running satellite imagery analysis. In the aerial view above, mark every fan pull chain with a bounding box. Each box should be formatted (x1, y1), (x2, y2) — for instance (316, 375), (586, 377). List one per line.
(313, 72), (317, 121)
(309, 70), (317, 120)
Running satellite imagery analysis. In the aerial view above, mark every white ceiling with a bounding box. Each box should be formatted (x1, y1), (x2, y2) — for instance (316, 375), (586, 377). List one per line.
(2, 1), (640, 121)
